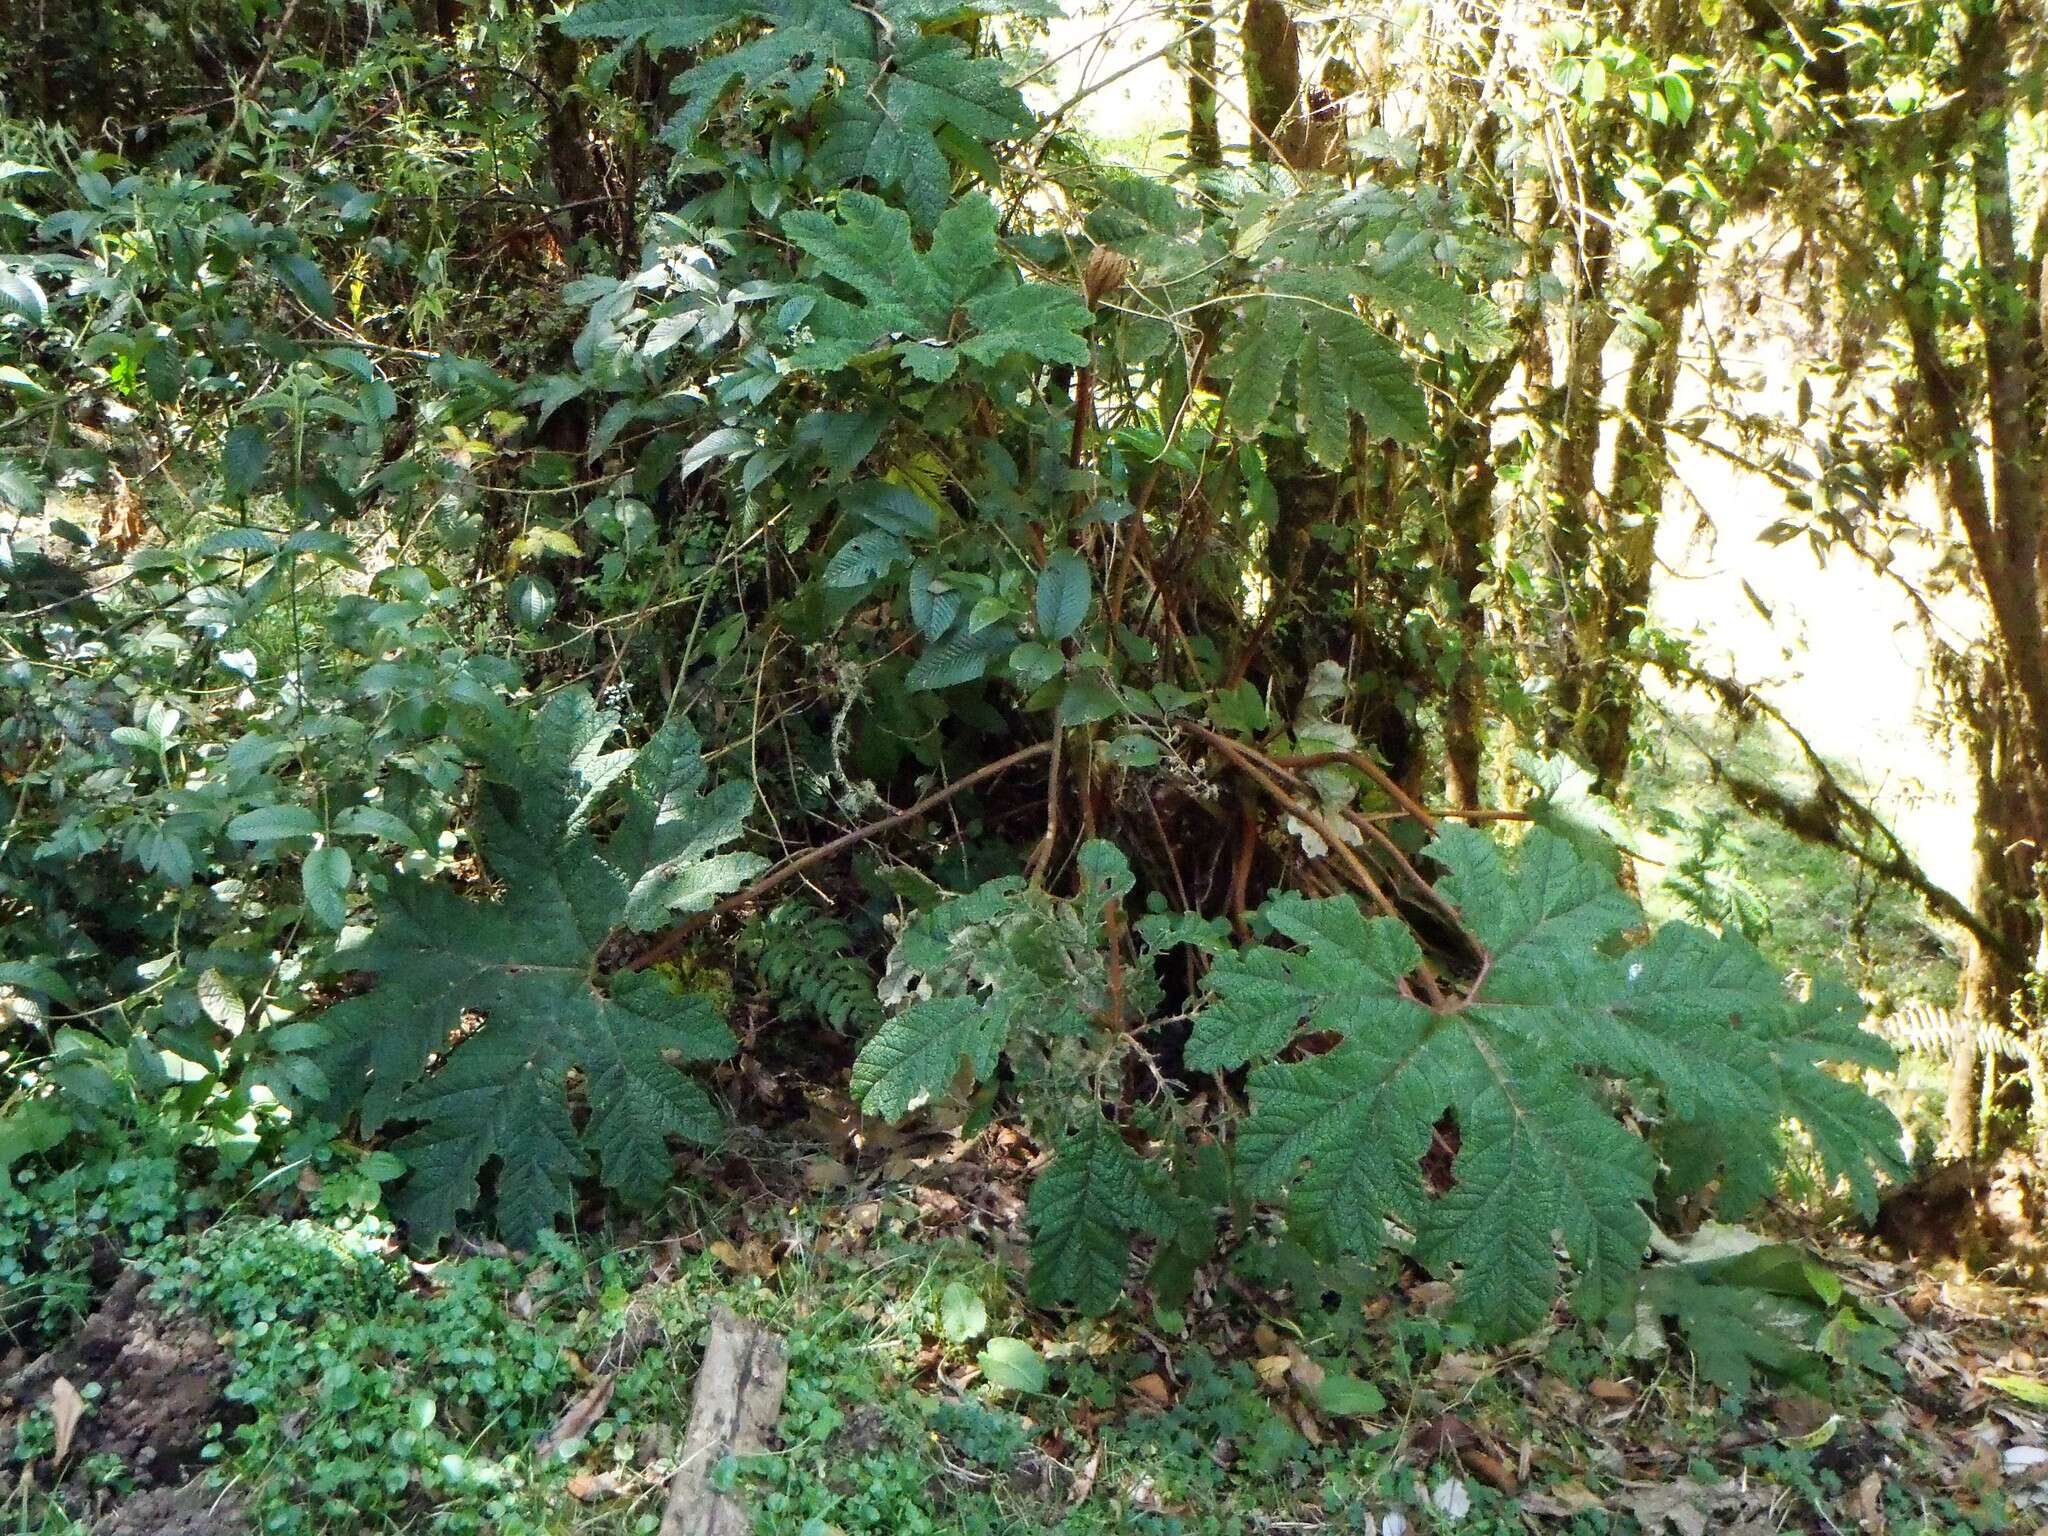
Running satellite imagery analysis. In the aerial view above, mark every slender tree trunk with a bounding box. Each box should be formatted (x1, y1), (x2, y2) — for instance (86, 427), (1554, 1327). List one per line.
(1947, 679), (2040, 1151)
(1441, 448), (1492, 811)
(1533, 218), (1616, 753)
(1184, 0), (1221, 169)
(1576, 254), (1700, 791)
(1549, 0), (1709, 791)
(413, 0), (460, 37)
(1242, 0), (1303, 165)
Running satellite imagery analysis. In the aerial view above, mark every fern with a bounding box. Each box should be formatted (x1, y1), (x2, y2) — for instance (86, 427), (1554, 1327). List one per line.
(1091, 175), (1505, 467)
(311, 691), (766, 1246)
(1210, 825), (1905, 1341)
(740, 902), (884, 1035)
(1027, 1112), (1176, 1314)
(1660, 810), (1773, 941)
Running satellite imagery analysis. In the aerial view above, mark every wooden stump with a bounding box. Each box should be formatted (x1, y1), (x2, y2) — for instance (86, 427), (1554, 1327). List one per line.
(658, 1307), (788, 1536)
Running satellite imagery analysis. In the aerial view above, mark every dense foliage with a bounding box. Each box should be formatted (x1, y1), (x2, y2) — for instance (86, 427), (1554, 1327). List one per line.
(1, 0), (1983, 1433)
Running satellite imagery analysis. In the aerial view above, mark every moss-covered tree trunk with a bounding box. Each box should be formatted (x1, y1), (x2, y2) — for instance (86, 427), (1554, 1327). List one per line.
(1183, 0), (1222, 168)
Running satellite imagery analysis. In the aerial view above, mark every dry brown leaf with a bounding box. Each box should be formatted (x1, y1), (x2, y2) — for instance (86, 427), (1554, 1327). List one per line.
(1284, 1346), (1325, 1395)
(567, 1469), (629, 1501)
(97, 480), (147, 555)
(1129, 1373), (1173, 1409)
(1415, 1414), (1476, 1457)
(1461, 1448), (1518, 1494)
(1435, 1351), (1491, 1386)
(803, 1156), (850, 1190)
(1068, 1444), (1101, 1506)
(1408, 1281), (1456, 1315)
(1522, 1480), (1603, 1518)
(1962, 1436), (2004, 1496)
(708, 1238), (745, 1271)
(1852, 1470), (1886, 1533)
(1253, 1354), (1292, 1388)
(1589, 1376), (1637, 1403)
(49, 1377), (85, 1466)
(1621, 1478), (1740, 1536)
(536, 1372), (615, 1459)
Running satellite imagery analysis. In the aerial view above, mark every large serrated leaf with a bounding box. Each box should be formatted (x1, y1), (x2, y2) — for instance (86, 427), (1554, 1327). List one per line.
(571, 3), (1029, 223)
(1028, 1113), (1174, 1315)
(1211, 268), (1430, 462)
(782, 192), (1089, 382)
(813, 35), (1033, 225)
(849, 995), (1006, 1121)
(312, 691), (755, 1245)
(1223, 826), (1904, 1339)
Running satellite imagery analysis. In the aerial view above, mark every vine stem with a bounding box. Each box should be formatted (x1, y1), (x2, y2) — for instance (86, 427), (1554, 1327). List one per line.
(1205, 726), (1478, 939)
(1024, 726), (1063, 887)
(1191, 726), (1449, 1007)
(621, 741), (1053, 973)
(1270, 747), (1440, 834)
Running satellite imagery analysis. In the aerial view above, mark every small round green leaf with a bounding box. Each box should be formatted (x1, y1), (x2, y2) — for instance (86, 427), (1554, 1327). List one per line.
(978, 1337), (1047, 1393)
(939, 1281), (989, 1344)
(1103, 733), (1161, 768)
(1313, 1373), (1386, 1417)
(509, 574), (557, 628)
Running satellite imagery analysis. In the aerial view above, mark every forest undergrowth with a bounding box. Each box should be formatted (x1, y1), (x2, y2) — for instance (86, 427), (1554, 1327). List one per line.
(1, 2), (2045, 1533)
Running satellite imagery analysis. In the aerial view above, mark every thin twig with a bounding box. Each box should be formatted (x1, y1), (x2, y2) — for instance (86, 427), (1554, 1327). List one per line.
(1269, 746), (1439, 833)
(623, 742), (1053, 972)
(205, 0), (304, 179)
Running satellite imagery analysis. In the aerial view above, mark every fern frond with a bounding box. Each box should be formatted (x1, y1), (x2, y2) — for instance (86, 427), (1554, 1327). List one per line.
(740, 903), (884, 1035)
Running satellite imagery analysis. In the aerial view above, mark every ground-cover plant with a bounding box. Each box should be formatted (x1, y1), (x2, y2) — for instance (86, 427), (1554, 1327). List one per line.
(2, 1189), (1978, 1536)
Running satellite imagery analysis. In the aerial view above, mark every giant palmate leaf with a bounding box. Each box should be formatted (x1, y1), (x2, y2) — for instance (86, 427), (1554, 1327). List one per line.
(313, 691), (765, 1245)
(1200, 826), (1904, 1340)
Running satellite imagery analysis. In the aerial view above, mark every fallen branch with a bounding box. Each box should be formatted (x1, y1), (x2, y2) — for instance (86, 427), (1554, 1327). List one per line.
(657, 1307), (787, 1536)
(1643, 665), (2019, 967)
(1268, 745), (1439, 833)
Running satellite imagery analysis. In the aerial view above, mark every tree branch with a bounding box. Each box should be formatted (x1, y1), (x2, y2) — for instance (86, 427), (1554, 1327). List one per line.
(622, 741), (1053, 973)
(1645, 660), (2022, 967)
